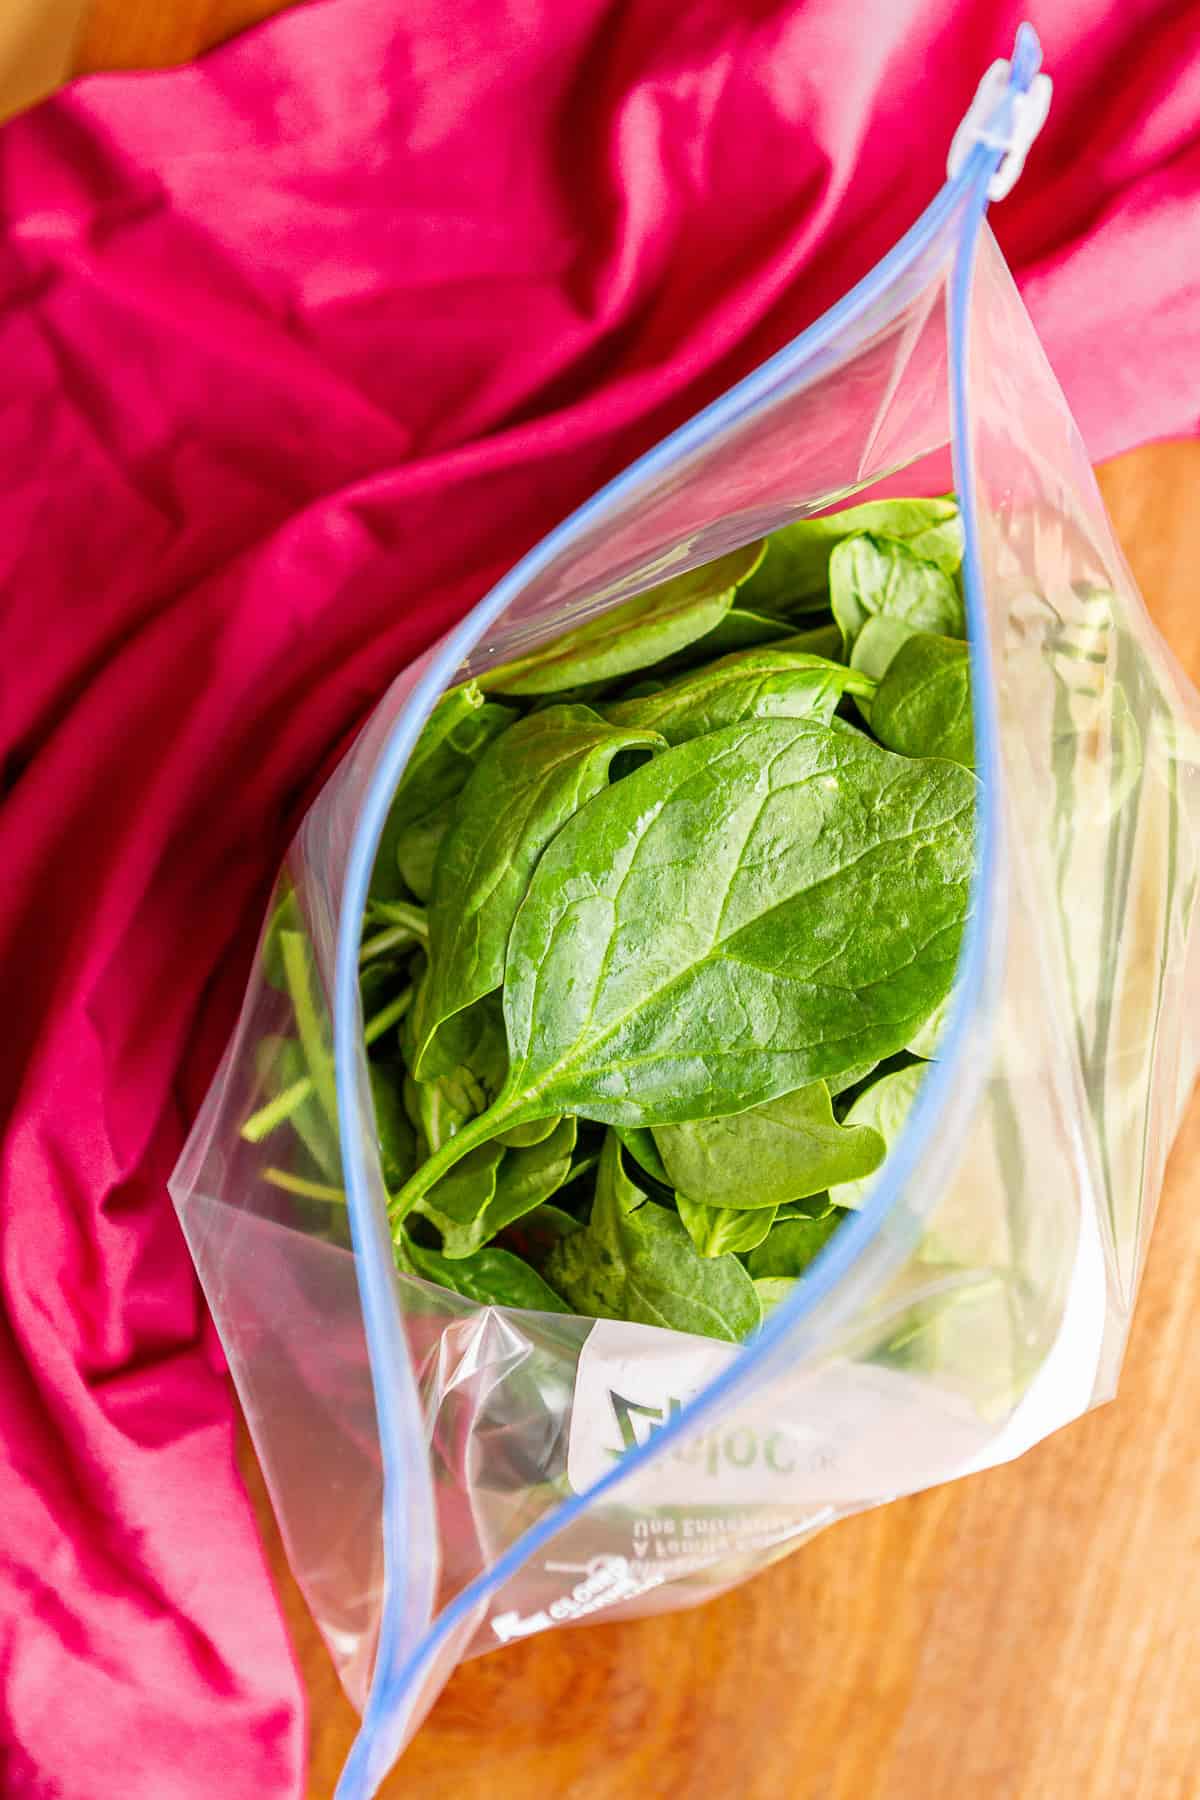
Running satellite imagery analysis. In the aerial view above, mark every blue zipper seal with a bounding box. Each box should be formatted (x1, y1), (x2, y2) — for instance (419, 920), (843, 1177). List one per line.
(333, 26), (1047, 1794)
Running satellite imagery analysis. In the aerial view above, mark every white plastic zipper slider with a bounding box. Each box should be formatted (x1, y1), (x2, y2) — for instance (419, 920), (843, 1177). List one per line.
(947, 57), (1053, 201)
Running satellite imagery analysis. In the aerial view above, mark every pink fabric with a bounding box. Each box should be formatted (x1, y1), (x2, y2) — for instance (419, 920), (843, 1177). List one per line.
(1, 1), (1197, 1794)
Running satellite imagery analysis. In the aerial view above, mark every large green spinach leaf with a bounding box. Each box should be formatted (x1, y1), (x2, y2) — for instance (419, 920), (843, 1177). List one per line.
(391, 716), (975, 1212)
(478, 543), (765, 696)
(413, 705), (664, 1077)
(545, 1134), (761, 1340)
(653, 1083), (885, 1208)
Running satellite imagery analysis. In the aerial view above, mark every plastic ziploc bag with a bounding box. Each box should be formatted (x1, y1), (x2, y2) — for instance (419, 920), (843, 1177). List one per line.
(170, 27), (1200, 1798)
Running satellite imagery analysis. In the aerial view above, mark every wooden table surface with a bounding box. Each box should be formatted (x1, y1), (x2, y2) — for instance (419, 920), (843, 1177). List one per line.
(43, 7), (1200, 1795)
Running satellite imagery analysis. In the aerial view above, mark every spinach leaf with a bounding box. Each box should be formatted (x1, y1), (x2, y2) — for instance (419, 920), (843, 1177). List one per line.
(830, 535), (965, 658)
(498, 1115), (565, 1148)
(370, 1065), (417, 1193)
(604, 650), (874, 743)
(415, 1117), (578, 1258)
(828, 1057), (879, 1097)
(395, 814), (448, 902)
(676, 1194), (778, 1258)
(850, 614), (921, 684)
(665, 606), (793, 663)
(614, 1125), (670, 1187)
(413, 705), (664, 1078)
(495, 719), (974, 1123)
(848, 614), (922, 722)
(907, 988), (952, 1059)
(406, 1069), (469, 1153)
(410, 988), (510, 1118)
(740, 497), (960, 615)
(653, 1083), (884, 1208)
(545, 1134), (761, 1340)
(402, 1235), (571, 1312)
(828, 1063), (928, 1210)
(776, 1191), (836, 1219)
(753, 1278), (797, 1316)
(391, 716), (975, 1216)
(871, 633), (975, 769)
(478, 1117), (578, 1244)
(745, 1212), (843, 1277)
(477, 542), (765, 695)
(409, 1139), (506, 1252)
(770, 622), (844, 661)
(370, 686), (517, 902)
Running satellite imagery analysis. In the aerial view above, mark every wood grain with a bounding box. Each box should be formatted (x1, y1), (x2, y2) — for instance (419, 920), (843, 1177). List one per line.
(75, 0), (298, 72)
(70, 12), (1200, 1793)
(231, 439), (1200, 1800)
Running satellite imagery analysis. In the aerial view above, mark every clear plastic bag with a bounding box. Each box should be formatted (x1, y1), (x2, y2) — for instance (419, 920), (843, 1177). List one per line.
(170, 29), (1200, 1797)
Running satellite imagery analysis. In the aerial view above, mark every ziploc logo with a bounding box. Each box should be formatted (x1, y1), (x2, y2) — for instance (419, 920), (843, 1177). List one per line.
(604, 1389), (686, 1459)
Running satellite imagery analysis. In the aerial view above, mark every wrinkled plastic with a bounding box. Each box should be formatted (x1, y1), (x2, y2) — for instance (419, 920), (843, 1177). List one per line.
(170, 31), (1200, 1798)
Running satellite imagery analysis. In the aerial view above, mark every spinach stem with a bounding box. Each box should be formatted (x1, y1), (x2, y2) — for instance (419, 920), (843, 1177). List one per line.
(388, 1100), (518, 1227)
(242, 1075), (312, 1143)
(360, 924), (419, 964)
(280, 929), (339, 1134)
(241, 987), (413, 1142)
(263, 1166), (346, 1204)
(365, 899), (428, 938)
(364, 988), (414, 1046)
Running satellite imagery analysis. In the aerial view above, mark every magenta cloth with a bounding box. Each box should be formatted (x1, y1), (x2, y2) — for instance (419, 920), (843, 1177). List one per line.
(1, 1), (1197, 1794)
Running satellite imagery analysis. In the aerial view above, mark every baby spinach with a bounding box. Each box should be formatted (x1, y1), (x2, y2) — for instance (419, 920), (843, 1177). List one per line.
(653, 1083), (885, 1209)
(685, 607), (795, 657)
(740, 497), (960, 615)
(477, 542), (765, 695)
(745, 1212), (844, 1278)
(754, 1277), (797, 1316)
(370, 1064), (418, 1193)
(412, 1118), (577, 1258)
(498, 1114), (565, 1149)
(604, 649), (874, 743)
(390, 715), (975, 1216)
(413, 705), (664, 1078)
(402, 1235), (571, 1312)
(251, 494), (980, 1343)
(614, 1125), (670, 1188)
(770, 622), (844, 660)
(871, 632), (975, 768)
(828, 1064), (928, 1211)
(394, 814), (448, 902)
(907, 989), (952, 1059)
(676, 1194), (779, 1259)
(408, 1139), (506, 1248)
(830, 534), (965, 657)
(850, 613), (923, 684)
(370, 686), (518, 903)
(545, 1134), (762, 1340)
